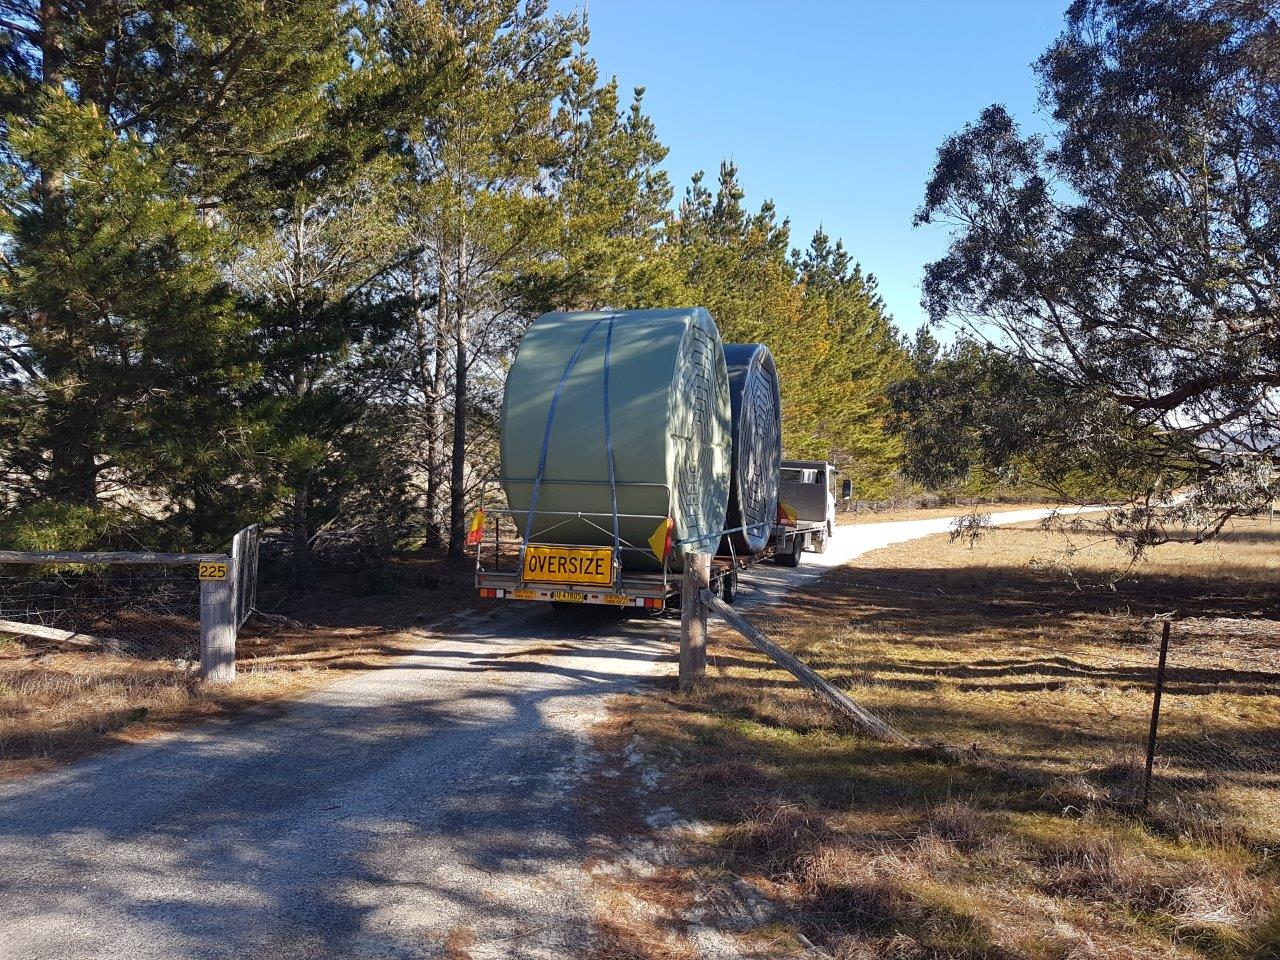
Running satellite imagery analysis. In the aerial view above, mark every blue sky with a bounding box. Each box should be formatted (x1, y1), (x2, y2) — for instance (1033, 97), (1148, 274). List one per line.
(553, 0), (1069, 334)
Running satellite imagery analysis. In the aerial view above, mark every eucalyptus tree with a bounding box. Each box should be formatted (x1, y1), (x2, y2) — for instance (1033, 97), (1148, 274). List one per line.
(914, 0), (1280, 545)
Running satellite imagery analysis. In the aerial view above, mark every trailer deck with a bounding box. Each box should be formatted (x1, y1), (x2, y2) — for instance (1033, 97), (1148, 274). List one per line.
(473, 499), (825, 612)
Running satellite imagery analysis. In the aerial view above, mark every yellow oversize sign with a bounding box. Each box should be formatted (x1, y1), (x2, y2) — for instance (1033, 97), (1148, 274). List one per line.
(521, 545), (614, 586)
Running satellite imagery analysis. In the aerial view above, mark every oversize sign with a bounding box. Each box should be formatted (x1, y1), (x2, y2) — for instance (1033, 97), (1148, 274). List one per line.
(521, 545), (614, 586)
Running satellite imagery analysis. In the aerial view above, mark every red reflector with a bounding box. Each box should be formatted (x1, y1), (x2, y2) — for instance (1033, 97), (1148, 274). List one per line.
(479, 588), (496, 598)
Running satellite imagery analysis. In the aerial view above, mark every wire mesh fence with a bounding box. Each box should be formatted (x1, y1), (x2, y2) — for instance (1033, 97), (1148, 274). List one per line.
(232, 524), (260, 629)
(1140, 618), (1280, 810)
(0, 563), (201, 659)
(713, 591), (1280, 815)
(0, 525), (262, 675)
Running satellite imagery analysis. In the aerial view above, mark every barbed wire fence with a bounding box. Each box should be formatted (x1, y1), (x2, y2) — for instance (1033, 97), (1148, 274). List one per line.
(0, 525), (261, 682)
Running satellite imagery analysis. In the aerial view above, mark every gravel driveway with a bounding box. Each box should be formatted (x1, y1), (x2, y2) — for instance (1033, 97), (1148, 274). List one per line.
(0, 509), (1064, 960)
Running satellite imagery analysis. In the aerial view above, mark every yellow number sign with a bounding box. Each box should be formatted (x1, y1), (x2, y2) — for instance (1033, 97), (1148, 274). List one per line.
(199, 561), (228, 581)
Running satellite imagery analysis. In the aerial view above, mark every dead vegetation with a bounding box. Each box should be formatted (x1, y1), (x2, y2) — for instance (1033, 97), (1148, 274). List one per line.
(603, 517), (1280, 960)
(0, 551), (478, 779)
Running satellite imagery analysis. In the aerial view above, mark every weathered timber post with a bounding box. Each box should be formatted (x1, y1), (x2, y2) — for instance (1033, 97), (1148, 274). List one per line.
(200, 557), (236, 683)
(680, 551), (711, 691)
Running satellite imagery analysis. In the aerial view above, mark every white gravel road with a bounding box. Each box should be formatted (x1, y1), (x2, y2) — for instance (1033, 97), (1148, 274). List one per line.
(0, 508), (1065, 960)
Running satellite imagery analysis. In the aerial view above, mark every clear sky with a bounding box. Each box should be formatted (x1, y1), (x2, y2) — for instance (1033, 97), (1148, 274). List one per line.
(552, 0), (1070, 334)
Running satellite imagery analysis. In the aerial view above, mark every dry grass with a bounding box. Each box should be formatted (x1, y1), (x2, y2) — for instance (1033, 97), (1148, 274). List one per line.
(608, 517), (1280, 960)
(837, 502), (1062, 525)
(0, 550), (478, 780)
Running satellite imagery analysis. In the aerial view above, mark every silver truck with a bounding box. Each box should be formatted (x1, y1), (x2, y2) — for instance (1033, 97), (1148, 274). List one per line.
(773, 459), (836, 564)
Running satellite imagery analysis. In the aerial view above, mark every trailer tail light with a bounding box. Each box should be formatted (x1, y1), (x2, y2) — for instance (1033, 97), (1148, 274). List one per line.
(643, 597), (663, 609)
(479, 588), (498, 598)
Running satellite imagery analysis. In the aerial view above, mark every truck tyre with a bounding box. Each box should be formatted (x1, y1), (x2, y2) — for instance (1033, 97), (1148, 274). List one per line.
(775, 536), (802, 567)
(812, 531), (828, 554)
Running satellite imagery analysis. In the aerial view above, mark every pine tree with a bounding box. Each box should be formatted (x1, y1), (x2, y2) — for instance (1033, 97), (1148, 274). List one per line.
(0, 0), (352, 547)
(231, 4), (446, 567)
(793, 229), (907, 496)
(671, 166), (906, 491)
(387, 0), (584, 557)
(520, 54), (678, 311)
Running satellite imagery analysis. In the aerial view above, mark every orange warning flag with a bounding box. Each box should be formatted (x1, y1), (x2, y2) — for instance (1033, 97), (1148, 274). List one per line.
(647, 517), (673, 561)
(777, 502), (797, 526)
(465, 509), (486, 546)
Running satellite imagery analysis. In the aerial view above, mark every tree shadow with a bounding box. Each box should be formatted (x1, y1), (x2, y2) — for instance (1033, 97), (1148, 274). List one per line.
(0, 606), (675, 958)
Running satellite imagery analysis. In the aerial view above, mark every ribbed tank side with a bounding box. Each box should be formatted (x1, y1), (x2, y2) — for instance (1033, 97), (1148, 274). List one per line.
(719, 343), (782, 555)
(665, 309), (732, 562)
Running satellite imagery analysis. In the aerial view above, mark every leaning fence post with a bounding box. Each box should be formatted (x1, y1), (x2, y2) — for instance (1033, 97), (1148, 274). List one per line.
(200, 557), (236, 683)
(680, 550), (711, 691)
(1142, 620), (1172, 808)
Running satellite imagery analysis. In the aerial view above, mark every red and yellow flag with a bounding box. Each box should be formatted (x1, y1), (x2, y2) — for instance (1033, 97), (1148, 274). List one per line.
(465, 509), (486, 546)
(776, 502), (797, 526)
(647, 517), (673, 561)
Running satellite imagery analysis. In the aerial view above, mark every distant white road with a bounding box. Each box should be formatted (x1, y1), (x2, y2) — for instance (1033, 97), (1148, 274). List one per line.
(0, 507), (1075, 960)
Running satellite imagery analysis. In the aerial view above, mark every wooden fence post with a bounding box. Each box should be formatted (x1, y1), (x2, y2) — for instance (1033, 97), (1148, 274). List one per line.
(200, 559), (236, 683)
(680, 551), (710, 691)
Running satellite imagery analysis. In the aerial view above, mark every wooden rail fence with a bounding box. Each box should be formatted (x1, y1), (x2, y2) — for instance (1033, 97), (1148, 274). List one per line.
(0, 525), (260, 683)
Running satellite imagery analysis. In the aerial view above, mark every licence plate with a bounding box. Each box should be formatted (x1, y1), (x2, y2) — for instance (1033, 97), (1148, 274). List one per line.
(602, 594), (629, 606)
(521, 545), (614, 586)
(551, 591), (585, 603)
(510, 589), (537, 600)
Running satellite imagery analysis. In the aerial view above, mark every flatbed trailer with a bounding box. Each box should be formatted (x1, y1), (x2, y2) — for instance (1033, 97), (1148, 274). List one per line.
(473, 498), (827, 613)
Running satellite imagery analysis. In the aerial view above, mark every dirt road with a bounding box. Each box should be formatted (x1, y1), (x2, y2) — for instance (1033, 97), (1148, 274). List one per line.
(0, 509), (1064, 960)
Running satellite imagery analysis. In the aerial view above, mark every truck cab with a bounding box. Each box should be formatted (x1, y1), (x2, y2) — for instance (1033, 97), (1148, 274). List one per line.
(778, 459), (837, 542)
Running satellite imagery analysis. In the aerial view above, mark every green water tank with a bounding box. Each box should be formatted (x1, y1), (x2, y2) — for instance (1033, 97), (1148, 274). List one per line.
(500, 308), (732, 572)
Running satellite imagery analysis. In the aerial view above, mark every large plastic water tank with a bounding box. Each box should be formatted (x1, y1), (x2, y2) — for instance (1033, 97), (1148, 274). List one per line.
(719, 343), (782, 555)
(500, 308), (732, 572)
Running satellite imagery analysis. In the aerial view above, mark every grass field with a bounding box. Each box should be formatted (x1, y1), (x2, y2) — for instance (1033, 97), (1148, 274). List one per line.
(600, 517), (1280, 960)
(0, 551), (477, 779)
(837, 501), (1061, 525)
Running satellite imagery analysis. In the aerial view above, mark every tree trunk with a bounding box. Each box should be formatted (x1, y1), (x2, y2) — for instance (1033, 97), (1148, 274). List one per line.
(447, 296), (467, 559)
(47, 411), (98, 504)
(290, 480), (311, 579)
(411, 263), (446, 548)
(428, 271), (449, 547)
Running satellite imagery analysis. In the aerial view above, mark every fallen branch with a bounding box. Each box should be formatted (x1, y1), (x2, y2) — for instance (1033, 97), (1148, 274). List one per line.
(701, 590), (912, 745)
(0, 618), (112, 650)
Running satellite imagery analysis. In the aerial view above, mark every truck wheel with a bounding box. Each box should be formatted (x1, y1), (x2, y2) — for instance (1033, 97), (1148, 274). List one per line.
(812, 531), (828, 554)
(775, 537), (802, 568)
